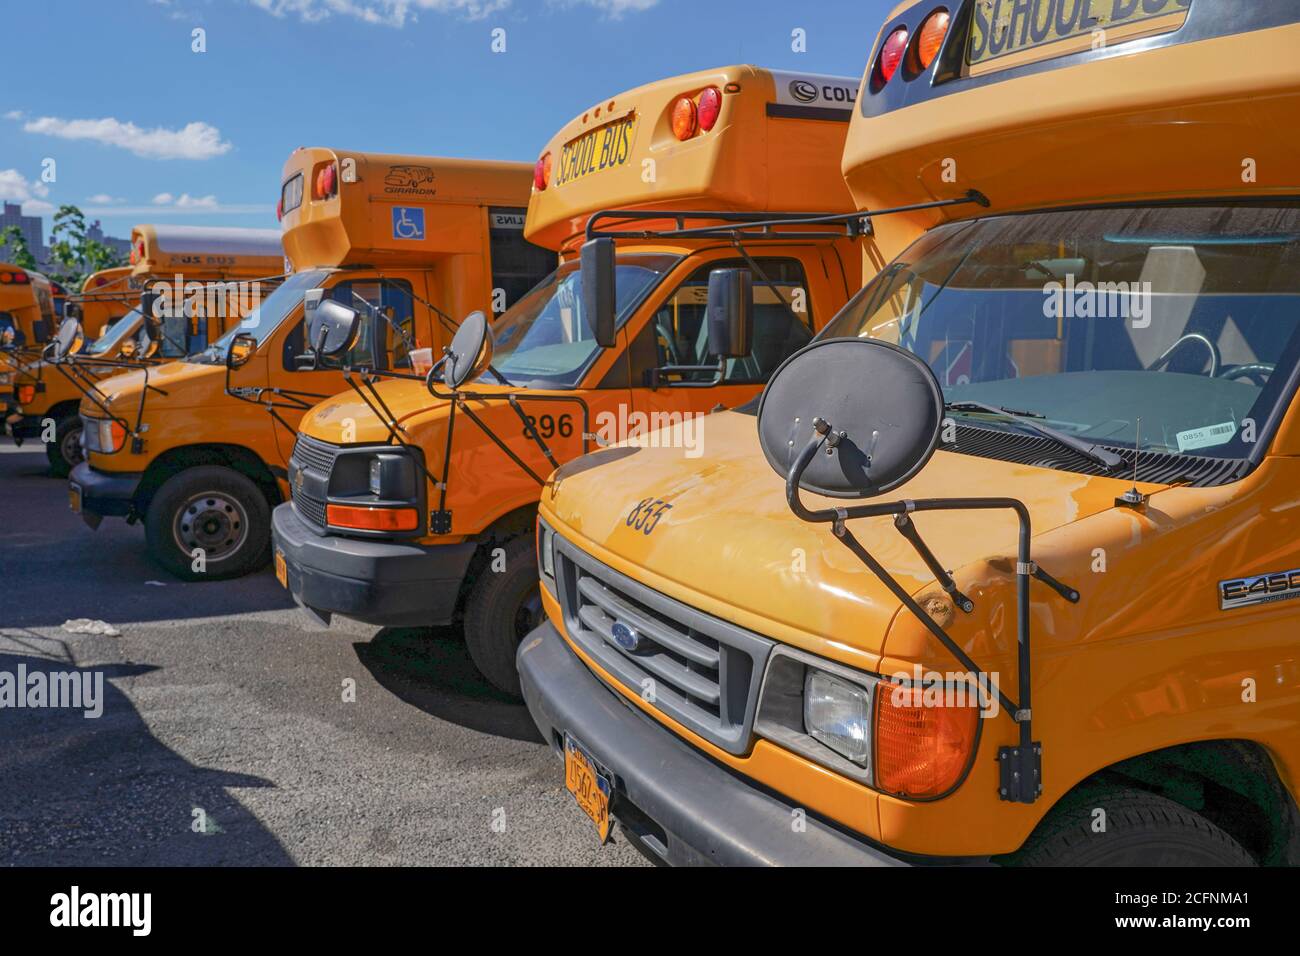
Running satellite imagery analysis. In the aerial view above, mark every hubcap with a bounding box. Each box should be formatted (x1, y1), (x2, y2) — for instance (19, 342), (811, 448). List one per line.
(173, 491), (249, 562)
(60, 426), (84, 467)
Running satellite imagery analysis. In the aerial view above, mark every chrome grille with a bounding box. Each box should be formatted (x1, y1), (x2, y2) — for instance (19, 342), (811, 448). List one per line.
(555, 536), (772, 755)
(289, 434), (336, 528)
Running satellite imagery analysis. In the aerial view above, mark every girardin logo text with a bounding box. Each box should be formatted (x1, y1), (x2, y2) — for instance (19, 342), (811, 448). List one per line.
(50, 886), (151, 936)
(383, 164), (436, 196)
(1220, 567), (1300, 611)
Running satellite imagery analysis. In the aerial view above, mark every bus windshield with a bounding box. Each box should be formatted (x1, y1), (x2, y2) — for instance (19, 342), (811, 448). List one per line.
(82, 309), (142, 356)
(820, 204), (1300, 470)
(489, 254), (678, 388)
(200, 269), (331, 360)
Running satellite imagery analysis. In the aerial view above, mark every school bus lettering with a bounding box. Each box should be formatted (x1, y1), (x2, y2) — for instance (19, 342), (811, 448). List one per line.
(968, 0), (1192, 67)
(554, 115), (637, 187)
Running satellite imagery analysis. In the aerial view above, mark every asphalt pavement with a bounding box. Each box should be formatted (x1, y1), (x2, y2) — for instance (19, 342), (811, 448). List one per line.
(0, 444), (644, 866)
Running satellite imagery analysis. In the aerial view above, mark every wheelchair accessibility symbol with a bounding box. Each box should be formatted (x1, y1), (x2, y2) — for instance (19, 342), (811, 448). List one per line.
(392, 206), (425, 241)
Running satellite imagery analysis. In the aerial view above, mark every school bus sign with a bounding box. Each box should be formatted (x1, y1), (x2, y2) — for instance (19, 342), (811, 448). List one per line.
(968, 0), (1192, 71)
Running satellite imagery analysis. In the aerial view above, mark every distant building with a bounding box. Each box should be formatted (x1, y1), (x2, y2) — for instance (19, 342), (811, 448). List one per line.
(87, 220), (132, 260)
(0, 201), (44, 264)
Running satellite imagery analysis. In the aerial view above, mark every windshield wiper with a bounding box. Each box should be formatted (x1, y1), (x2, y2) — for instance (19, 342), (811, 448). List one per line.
(945, 400), (1125, 471)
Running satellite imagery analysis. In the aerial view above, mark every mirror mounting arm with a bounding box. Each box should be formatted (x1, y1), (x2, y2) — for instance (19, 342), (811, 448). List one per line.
(784, 426), (1067, 805)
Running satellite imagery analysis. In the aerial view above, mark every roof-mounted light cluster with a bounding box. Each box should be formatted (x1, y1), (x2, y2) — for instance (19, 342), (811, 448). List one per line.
(0, 270), (30, 284)
(671, 86), (724, 141)
(872, 6), (950, 91)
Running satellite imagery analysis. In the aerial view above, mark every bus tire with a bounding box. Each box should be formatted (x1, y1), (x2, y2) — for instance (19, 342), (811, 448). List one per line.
(145, 465), (271, 582)
(1008, 785), (1255, 867)
(463, 535), (542, 699)
(46, 414), (83, 477)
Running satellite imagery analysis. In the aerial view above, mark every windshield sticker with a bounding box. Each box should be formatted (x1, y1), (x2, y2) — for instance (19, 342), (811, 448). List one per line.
(1176, 421), (1237, 453)
(1221, 568), (1300, 611)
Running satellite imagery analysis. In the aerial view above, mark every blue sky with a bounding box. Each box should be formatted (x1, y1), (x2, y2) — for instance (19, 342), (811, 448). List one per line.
(1, 0), (893, 241)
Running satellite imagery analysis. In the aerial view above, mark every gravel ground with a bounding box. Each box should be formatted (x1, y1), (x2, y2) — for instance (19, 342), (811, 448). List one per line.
(0, 444), (644, 866)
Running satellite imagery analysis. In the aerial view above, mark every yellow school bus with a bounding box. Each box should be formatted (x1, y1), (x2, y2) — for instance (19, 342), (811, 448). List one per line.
(1, 264), (55, 424)
(271, 66), (866, 696)
(71, 148), (550, 582)
(521, 1), (1300, 865)
(8, 229), (283, 475)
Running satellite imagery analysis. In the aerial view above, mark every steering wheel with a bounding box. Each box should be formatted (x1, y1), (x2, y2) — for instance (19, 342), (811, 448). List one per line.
(1148, 333), (1220, 377)
(655, 316), (685, 365)
(1219, 363), (1276, 387)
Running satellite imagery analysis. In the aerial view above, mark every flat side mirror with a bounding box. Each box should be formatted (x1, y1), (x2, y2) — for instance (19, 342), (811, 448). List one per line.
(443, 311), (493, 388)
(757, 338), (944, 499)
(580, 237), (617, 350)
(308, 299), (363, 358)
(227, 332), (257, 369)
(706, 268), (754, 359)
(140, 291), (164, 343)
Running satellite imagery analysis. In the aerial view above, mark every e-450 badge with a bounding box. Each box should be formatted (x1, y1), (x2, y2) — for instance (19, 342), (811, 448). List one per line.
(1220, 568), (1300, 611)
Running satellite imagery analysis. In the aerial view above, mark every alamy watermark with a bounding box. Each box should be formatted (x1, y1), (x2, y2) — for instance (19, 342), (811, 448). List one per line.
(1043, 274), (1153, 328)
(0, 664), (103, 718)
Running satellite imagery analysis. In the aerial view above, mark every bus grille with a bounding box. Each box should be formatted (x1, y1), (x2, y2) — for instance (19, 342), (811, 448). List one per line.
(554, 537), (773, 755)
(289, 434), (337, 528)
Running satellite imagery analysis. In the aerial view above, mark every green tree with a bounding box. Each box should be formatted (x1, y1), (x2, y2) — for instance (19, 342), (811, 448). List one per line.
(46, 204), (125, 288)
(0, 225), (39, 271)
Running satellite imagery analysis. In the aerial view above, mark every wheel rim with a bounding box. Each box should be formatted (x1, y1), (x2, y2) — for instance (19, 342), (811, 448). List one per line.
(513, 585), (543, 642)
(59, 426), (84, 467)
(172, 491), (250, 563)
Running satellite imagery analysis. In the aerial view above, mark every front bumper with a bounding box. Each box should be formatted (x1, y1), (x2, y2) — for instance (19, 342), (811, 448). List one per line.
(69, 461), (142, 521)
(518, 620), (914, 867)
(271, 502), (476, 627)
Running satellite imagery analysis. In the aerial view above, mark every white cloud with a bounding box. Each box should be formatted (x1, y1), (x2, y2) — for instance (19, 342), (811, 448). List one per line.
(86, 193), (125, 204)
(247, 0), (511, 27)
(0, 169), (52, 215)
(3, 110), (25, 121)
(153, 192), (220, 209)
(551, 0), (659, 15)
(21, 116), (232, 160)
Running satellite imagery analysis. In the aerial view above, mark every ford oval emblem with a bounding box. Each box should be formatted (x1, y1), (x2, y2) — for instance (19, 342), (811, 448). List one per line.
(611, 620), (640, 651)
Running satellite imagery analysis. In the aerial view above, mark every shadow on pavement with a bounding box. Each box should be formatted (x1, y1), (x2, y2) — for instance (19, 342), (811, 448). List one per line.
(0, 652), (294, 865)
(354, 627), (543, 744)
(0, 448), (294, 629)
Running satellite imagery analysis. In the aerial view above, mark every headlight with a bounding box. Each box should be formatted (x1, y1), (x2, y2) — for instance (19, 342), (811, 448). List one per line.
(538, 520), (556, 580)
(365, 452), (417, 500)
(82, 416), (126, 454)
(804, 671), (871, 766)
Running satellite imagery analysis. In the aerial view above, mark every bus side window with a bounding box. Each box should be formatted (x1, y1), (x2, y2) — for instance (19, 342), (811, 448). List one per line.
(285, 280), (415, 371)
(487, 206), (556, 317)
(632, 258), (814, 385)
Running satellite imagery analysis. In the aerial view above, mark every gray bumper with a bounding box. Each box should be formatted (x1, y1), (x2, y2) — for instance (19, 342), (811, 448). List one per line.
(69, 461), (142, 519)
(271, 502), (476, 627)
(517, 620), (915, 867)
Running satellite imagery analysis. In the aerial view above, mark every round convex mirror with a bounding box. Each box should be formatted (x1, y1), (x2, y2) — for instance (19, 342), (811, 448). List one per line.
(443, 310), (492, 389)
(757, 337), (944, 499)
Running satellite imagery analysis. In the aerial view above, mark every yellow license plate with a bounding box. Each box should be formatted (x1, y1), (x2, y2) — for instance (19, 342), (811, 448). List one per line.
(68, 483), (82, 514)
(274, 549), (287, 588)
(564, 734), (612, 843)
(553, 114), (638, 188)
(968, 0), (1192, 72)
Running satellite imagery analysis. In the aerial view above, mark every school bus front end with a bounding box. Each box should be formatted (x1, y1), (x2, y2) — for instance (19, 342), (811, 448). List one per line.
(73, 149), (543, 583)
(272, 66), (866, 697)
(519, 1), (1300, 866)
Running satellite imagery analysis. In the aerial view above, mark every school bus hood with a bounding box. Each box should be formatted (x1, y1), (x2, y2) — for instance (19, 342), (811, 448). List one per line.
(296, 379), (550, 444)
(77, 361), (230, 418)
(542, 409), (1161, 665)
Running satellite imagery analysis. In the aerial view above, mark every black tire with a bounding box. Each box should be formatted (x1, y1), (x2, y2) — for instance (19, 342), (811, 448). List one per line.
(46, 413), (83, 478)
(463, 536), (543, 698)
(144, 465), (271, 581)
(1007, 785), (1256, 867)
